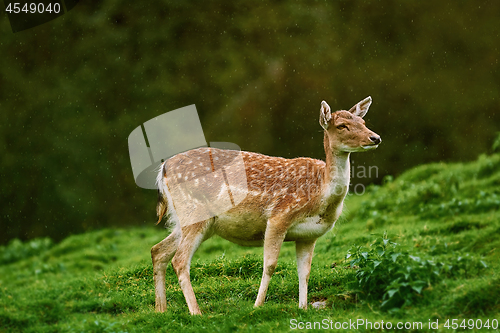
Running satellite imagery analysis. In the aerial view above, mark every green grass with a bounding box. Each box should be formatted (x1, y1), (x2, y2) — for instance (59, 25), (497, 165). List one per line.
(1, 153), (500, 332)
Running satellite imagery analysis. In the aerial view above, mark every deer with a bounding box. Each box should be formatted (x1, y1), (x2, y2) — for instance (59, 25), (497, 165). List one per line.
(151, 97), (381, 314)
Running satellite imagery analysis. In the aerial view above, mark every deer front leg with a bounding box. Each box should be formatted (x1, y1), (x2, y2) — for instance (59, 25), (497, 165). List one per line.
(295, 239), (316, 310)
(151, 225), (181, 312)
(254, 221), (287, 307)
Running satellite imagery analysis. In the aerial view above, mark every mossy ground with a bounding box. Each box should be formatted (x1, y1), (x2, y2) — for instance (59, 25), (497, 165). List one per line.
(1, 153), (500, 332)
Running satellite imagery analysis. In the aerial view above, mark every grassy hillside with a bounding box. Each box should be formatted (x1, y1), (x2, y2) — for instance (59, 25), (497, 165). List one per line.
(1, 153), (499, 332)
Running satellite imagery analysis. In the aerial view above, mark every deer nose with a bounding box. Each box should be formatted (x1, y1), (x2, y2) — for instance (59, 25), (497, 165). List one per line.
(370, 135), (381, 145)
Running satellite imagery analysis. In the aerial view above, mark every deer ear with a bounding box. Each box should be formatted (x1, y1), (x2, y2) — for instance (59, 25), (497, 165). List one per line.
(349, 96), (372, 118)
(319, 100), (332, 130)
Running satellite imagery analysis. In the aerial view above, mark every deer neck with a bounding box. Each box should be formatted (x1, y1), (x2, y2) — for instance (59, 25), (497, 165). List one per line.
(323, 131), (350, 197)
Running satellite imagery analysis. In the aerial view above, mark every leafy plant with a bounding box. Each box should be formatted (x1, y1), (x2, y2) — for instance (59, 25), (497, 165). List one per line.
(0, 237), (53, 265)
(346, 234), (488, 312)
(493, 132), (500, 152)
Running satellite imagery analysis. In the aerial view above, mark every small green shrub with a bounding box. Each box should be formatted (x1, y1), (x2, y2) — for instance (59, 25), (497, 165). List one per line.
(346, 234), (488, 312)
(0, 237), (53, 265)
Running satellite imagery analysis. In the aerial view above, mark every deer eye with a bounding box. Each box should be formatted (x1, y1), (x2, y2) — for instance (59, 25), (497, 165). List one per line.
(337, 124), (348, 130)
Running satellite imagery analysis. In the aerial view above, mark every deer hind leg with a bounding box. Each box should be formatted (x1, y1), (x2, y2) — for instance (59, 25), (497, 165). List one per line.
(171, 220), (213, 315)
(151, 224), (182, 312)
(254, 220), (287, 307)
(295, 239), (316, 310)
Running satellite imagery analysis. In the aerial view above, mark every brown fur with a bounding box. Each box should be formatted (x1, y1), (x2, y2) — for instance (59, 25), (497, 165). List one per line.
(151, 97), (381, 314)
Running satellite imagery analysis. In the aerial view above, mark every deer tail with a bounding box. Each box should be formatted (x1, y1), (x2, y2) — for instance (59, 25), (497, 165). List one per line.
(156, 162), (169, 225)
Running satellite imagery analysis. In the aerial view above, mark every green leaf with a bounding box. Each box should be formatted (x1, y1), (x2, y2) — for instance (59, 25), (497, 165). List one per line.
(386, 289), (398, 298)
(409, 255), (421, 262)
(412, 286), (424, 294)
(493, 132), (500, 151)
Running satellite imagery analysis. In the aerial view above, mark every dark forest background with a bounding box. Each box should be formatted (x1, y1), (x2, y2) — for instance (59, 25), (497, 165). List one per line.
(1, 1), (499, 244)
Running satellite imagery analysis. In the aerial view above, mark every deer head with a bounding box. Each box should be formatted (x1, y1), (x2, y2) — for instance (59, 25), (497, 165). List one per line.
(319, 96), (381, 153)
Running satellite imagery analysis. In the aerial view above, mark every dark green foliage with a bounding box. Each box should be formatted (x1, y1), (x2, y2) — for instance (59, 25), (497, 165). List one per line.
(0, 238), (53, 265)
(2, 0), (500, 244)
(493, 132), (500, 152)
